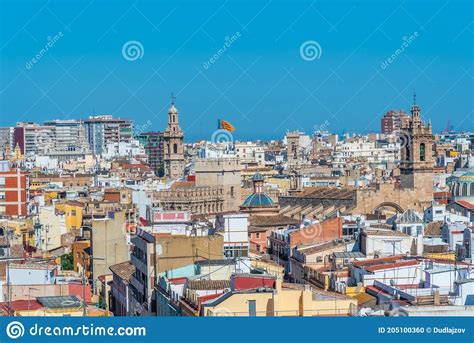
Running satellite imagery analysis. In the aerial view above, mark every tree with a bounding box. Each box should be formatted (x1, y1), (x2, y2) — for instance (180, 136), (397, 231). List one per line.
(158, 165), (165, 177)
(61, 252), (74, 270)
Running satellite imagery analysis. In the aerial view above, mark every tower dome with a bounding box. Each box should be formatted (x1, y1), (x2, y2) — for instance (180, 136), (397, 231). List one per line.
(168, 104), (178, 115)
(240, 172), (279, 215)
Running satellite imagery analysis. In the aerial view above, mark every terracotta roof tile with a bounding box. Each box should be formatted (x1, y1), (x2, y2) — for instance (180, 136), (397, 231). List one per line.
(187, 279), (230, 290)
(456, 200), (474, 210)
(109, 261), (135, 282)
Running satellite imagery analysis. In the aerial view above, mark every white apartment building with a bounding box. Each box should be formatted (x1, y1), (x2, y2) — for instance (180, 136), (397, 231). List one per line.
(234, 141), (265, 165)
(332, 137), (399, 169)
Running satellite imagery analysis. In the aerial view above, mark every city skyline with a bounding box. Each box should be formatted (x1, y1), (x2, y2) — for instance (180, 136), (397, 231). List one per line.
(1, 0), (474, 328)
(0, 0), (473, 141)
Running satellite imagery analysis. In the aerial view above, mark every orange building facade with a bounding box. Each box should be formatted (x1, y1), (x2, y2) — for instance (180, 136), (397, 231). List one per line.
(0, 169), (28, 217)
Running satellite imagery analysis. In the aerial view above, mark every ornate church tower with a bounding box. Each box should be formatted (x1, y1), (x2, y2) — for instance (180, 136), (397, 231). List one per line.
(399, 94), (433, 190)
(163, 95), (185, 179)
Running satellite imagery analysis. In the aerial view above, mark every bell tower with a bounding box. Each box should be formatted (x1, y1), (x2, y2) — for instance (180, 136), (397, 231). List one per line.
(399, 94), (433, 189)
(163, 94), (185, 179)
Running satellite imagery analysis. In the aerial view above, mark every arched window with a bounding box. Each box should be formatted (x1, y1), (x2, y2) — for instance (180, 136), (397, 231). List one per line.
(462, 183), (468, 197)
(419, 143), (425, 161)
(173, 143), (178, 154)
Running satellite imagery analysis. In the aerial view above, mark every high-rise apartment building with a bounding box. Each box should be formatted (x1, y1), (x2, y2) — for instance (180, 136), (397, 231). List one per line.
(0, 161), (28, 217)
(381, 110), (409, 134)
(43, 119), (89, 152)
(83, 115), (133, 155)
(136, 132), (164, 177)
(13, 122), (55, 155)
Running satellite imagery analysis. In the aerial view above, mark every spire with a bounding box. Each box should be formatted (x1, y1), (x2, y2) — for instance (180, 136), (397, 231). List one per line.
(411, 89), (420, 121)
(170, 92), (176, 105)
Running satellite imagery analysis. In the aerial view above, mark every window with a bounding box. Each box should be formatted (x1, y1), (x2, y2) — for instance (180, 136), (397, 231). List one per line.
(420, 143), (425, 161)
(462, 183), (468, 197)
(0, 177), (4, 186)
(173, 144), (178, 154)
(256, 232), (260, 239)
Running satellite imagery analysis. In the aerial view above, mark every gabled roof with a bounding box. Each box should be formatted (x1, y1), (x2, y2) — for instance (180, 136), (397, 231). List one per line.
(395, 209), (423, 224)
(109, 261), (135, 282)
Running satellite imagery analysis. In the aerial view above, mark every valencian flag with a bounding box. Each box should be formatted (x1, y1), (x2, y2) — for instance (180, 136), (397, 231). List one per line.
(218, 119), (235, 132)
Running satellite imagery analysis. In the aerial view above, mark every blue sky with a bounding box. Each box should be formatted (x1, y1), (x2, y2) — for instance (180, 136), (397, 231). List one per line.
(0, 0), (473, 141)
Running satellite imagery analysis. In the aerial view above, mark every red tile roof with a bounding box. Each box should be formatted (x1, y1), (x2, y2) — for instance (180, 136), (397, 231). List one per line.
(198, 293), (223, 306)
(456, 200), (474, 210)
(365, 260), (420, 272)
(168, 277), (188, 285)
(352, 255), (405, 267)
(122, 164), (150, 171)
(170, 181), (195, 189)
(0, 300), (44, 312)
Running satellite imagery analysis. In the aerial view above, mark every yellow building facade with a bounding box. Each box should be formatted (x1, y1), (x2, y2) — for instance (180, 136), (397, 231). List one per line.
(203, 281), (357, 316)
(55, 201), (84, 231)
